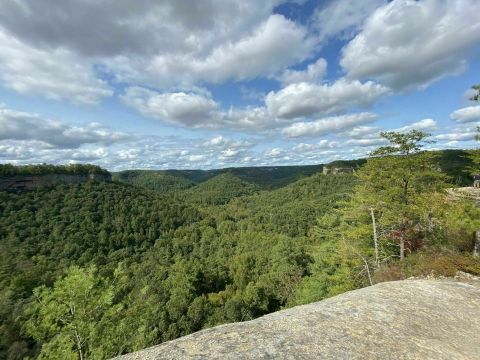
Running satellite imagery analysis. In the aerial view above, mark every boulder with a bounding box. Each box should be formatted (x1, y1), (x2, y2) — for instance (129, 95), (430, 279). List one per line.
(115, 279), (480, 360)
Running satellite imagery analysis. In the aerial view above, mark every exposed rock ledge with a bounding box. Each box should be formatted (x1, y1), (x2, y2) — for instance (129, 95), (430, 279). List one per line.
(115, 279), (480, 360)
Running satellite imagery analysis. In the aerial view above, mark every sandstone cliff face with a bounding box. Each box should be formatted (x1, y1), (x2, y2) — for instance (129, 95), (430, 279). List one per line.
(115, 279), (480, 360)
(0, 173), (111, 190)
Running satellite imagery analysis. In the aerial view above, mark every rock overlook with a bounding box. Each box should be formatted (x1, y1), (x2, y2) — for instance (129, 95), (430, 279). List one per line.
(115, 279), (480, 360)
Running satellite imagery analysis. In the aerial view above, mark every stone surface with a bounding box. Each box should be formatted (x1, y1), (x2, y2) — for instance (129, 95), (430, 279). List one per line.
(0, 173), (111, 190)
(115, 279), (480, 360)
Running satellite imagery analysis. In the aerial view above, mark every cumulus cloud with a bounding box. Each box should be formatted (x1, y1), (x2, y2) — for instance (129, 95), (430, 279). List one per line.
(0, 31), (112, 104)
(450, 106), (480, 123)
(0, 1), (316, 101)
(278, 58), (327, 85)
(71, 147), (109, 161)
(346, 126), (380, 139)
(121, 87), (220, 127)
(282, 112), (377, 138)
(0, 0), (282, 57)
(394, 118), (437, 133)
(341, 0), (480, 91)
(312, 0), (386, 41)
(203, 135), (253, 150)
(346, 138), (387, 147)
(122, 87), (278, 130)
(0, 106), (128, 148)
(124, 79), (390, 132)
(142, 14), (315, 86)
(266, 79), (389, 119)
(293, 140), (338, 152)
(435, 130), (477, 142)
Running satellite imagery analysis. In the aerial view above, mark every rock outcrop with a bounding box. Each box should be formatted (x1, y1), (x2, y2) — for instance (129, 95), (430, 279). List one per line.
(115, 279), (480, 360)
(0, 173), (111, 190)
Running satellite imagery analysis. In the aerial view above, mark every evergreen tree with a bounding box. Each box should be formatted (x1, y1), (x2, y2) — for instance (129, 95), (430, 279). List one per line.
(470, 84), (480, 102)
(345, 130), (448, 262)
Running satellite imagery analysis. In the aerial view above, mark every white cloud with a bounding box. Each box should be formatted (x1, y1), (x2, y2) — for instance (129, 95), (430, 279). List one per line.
(221, 106), (280, 131)
(107, 13), (316, 88)
(282, 112), (377, 138)
(346, 126), (380, 139)
(394, 118), (437, 133)
(0, 0), (282, 57)
(266, 79), (389, 119)
(124, 79), (389, 132)
(123, 87), (283, 131)
(121, 87), (220, 127)
(435, 131), (477, 142)
(293, 140), (338, 152)
(0, 106), (128, 148)
(0, 31), (112, 104)
(346, 138), (387, 147)
(312, 0), (386, 41)
(264, 148), (284, 159)
(71, 147), (109, 161)
(278, 58), (327, 85)
(341, 0), (480, 91)
(0, 1), (316, 101)
(203, 135), (253, 150)
(450, 106), (480, 123)
(221, 149), (240, 158)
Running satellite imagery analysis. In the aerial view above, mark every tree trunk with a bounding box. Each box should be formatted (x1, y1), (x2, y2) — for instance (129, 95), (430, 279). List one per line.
(369, 207), (379, 267)
(74, 327), (84, 360)
(474, 230), (480, 257)
(399, 235), (405, 260)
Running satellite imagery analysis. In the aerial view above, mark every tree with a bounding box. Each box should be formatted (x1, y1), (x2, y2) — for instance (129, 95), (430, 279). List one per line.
(469, 85), (480, 171)
(470, 85), (480, 142)
(470, 84), (480, 102)
(345, 130), (448, 262)
(24, 266), (114, 360)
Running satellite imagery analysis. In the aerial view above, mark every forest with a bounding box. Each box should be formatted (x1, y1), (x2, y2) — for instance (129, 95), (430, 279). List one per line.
(1, 134), (480, 359)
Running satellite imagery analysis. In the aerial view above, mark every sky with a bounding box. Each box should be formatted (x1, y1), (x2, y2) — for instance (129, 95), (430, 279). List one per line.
(0, 0), (479, 170)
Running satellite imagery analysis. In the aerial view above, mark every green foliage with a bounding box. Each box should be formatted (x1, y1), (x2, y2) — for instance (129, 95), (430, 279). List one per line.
(113, 163), (363, 192)
(369, 130), (433, 156)
(470, 84), (480, 102)
(182, 173), (260, 205)
(112, 171), (195, 194)
(345, 132), (450, 263)
(1, 150), (479, 359)
(24, 266), (114, 360)
(1, 165), (355, 358)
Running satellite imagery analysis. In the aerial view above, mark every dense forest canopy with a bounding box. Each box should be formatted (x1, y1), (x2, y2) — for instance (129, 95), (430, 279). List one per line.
(113, 162), (356, 191)
(1, 145), (480, 359)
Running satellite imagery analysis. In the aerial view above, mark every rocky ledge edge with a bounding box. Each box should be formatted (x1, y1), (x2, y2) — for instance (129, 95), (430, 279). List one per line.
(114, 278), (480, 360)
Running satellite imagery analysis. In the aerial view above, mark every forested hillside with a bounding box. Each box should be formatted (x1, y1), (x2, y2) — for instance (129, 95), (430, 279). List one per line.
(113, 151), (474, 194)
(1, 144), (480, 359)
(0, 167), (356, 359)
(112, 163), (354, 191)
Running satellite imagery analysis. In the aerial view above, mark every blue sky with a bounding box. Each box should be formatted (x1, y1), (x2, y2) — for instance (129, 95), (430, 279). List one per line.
(0, 0), (479, 170)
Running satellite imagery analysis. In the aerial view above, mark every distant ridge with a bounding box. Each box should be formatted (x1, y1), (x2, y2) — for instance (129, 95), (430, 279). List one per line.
(113, 159), (364, 192)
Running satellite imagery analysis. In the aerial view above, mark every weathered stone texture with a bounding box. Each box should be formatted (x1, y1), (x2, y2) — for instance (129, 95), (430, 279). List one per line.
(115, 279), (480, 360)
(0, 173), (111, 190)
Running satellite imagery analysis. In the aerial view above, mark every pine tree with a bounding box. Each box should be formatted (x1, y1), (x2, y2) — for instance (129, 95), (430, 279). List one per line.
(345, 130), (448, 262)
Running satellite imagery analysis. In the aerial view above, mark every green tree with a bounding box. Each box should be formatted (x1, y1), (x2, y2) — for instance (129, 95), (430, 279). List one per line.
(470, 84), (480, 102)
(469, 85), (480, 171)
(346, 130), (448, 262)
(24, 266), (113, 360)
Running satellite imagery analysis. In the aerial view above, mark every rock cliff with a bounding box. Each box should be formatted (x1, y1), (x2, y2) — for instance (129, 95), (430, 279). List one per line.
(115, 279), (480, 360)
(0, 173), (111, 190)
